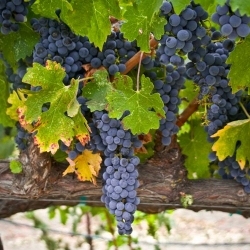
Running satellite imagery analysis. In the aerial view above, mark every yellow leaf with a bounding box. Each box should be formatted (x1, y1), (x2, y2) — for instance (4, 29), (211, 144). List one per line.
(211, 119), (250, 169)
(7, 90), (26, 121)
(63, 149), (102, 185)
(62, 164), (75, 175)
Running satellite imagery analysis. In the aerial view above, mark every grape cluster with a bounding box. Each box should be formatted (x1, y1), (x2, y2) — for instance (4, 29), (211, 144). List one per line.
(184, 22), (247, 191)
(216, 155), (250, 193)
(31, 17), (141, 84)
(186, 37), (242, 140)
(212, 1), (250, 39)
(14, 123), (31, 150)
(4, 56), (32, 90)
(152, 1), (209, 145)
(0, 0), (28, 34)
(159, 1), (209, 66)
(58, 110), (142, 235)
(90, 111), (141, 235)
(209, 100), (250, 193)
(145, 63), (185, 145)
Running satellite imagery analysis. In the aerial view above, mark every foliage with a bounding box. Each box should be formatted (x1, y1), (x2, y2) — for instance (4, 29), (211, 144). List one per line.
(63, 149), (102, 184)
(227, 36), (250, 94)
(20, 61), (90, 153)
(25, 205), (172, 250)
(1, 0), (250, 241)
(212, 119), (250, 169)
(106, 74), (165, 134)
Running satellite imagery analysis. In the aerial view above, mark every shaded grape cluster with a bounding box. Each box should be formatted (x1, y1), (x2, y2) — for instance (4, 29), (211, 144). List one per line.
(212, 1), (250, 39)
(0, 0), (28, 34)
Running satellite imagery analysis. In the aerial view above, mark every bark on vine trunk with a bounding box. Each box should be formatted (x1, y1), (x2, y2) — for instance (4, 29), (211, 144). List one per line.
(0, 139), (250, 219)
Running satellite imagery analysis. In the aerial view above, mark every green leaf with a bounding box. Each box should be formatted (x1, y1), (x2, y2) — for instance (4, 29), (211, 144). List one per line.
(10, 160), (22, 174)
(0, 140), (15, 159)
(0, 23), (40, 68)
(0, 62), (15, 127)
(107, 74), (164, 134)
(83, 70), (112, 111)
(211, 119), (250, 169)
(227, 36), (250, 94)
(61, 0), (121, 49)
(171, 0), (191, 15)
(21, 61), (89, 154)
(229, 0), (250, 16)
(121, 0), (166, 52)
(179, 79), (197, 113)
(179, 119), (211, 179)
(31, 0), (73, 20)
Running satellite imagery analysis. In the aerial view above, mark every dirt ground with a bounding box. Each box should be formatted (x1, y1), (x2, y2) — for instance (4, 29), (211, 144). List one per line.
(1, 208), (250, 250)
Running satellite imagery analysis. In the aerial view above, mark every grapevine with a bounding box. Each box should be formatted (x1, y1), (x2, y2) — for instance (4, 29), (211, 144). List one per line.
(1, 0), (250, 236)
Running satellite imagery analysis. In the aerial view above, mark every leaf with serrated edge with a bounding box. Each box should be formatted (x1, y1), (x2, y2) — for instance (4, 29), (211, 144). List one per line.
(107, 74), (164, 134)
(32, 0), (72, 20)
(72, 111), (90, 146)
(179, 118), (211, 179)
(0, 23), (39, 68)
(227, 36), (250, 94)
(211, 119), (250, 169)
(63, 149), (102, 185)
(83, 70), (112, 111)
(7, 90), (26, 121)
(21, 61), (89, 154)
(121, 0), (166, 52)
(61, 0), (121, 49)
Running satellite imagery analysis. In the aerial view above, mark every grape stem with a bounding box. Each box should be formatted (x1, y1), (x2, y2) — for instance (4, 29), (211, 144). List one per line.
(176, 96), (200, 127)
(78, 76), (94, 83)
(122, 37), (159, 75)
(239, 101), (250, 119)
(136, 52), (144, 91)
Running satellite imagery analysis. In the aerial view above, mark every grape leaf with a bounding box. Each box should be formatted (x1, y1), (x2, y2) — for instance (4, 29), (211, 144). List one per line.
(0, 62), (14, 127)
(0, 23), (40, 68)
(229, 0), (250, 16)
(171, 0), (191, 15)
(106, 74), (165, 134)
(10, 160), (22, 174)
(83, 70), (112, 111)
(21, 61), (89, 154)
(31, 0), (73, 20)
(121, 0), (166, 52)
(227, 36), (250, 94)
(60, 0), (121, 49)
(72, 111), (90, 146)
(6, 90), (26, 121)
(211, 119), (250, 169)
(63, 149), (102, 185)
(179, 118), (211, 179)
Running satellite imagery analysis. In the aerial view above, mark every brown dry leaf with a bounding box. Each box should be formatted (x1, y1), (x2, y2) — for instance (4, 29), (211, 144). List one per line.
(138, 133), (152, 144)
(134, 146), (148, 154)
(63, 149), (102, 185)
